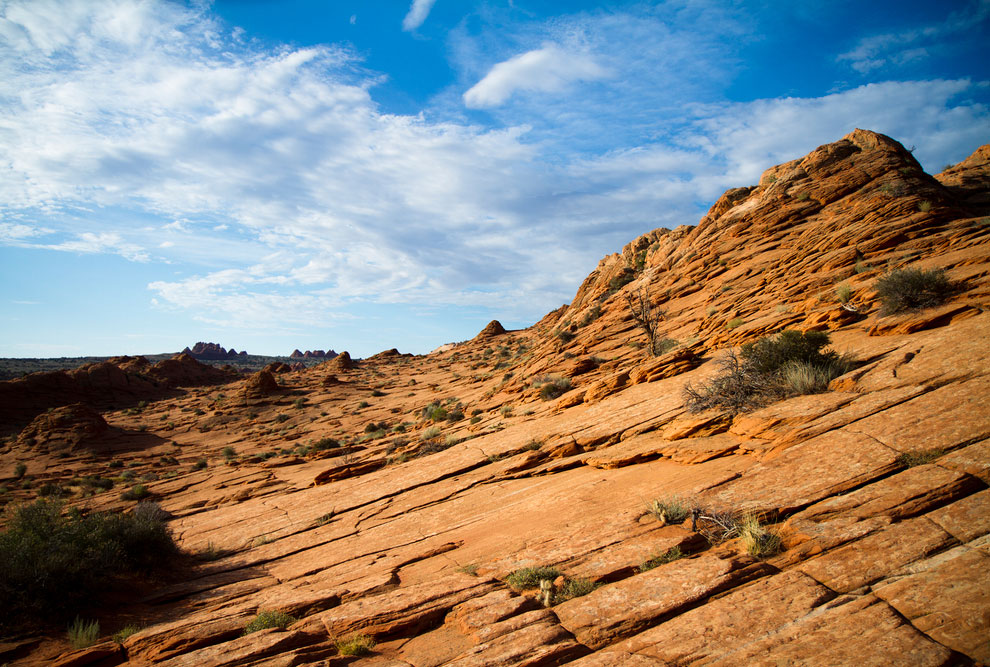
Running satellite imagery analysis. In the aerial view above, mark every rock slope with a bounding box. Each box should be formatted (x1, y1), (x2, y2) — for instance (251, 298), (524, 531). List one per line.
(1, 130), (988, 666)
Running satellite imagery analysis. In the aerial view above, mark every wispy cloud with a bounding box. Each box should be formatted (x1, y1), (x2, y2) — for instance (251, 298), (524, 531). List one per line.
(402, 0), (437, 32)
(837, 0), (990, 73)
(463, 44), (610, 108)
(0, 0), (986, 336)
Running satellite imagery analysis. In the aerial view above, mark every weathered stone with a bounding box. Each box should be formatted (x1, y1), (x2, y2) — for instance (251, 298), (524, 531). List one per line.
(799, 517), (955, 593)
(704, 595), (954, 666)
(938, 439), (990, 483)
(555, 553), (773, 649)
(874, 544), (990, 663)
(927, 489), (990, 543)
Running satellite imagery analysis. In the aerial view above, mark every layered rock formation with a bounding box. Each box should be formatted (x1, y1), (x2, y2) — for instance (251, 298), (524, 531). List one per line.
(181, 342), (248, 360)
(1, 131), (988, 666)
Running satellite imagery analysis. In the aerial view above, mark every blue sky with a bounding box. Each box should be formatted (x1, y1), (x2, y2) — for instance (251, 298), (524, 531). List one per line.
(1, 0), (988, 358)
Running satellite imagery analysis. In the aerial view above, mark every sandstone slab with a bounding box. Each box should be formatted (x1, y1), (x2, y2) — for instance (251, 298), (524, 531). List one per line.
(874, 544), (990, 662)
(799, 517), (954, 593)
(554, 553), (773, 649)
(927, 488), (990, 543)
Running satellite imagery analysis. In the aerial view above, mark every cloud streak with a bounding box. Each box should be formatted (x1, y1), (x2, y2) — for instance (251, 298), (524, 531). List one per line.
(402, 0), (437, 32)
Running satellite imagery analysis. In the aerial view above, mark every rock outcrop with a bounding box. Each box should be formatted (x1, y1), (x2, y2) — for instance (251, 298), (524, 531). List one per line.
(5, 131), (989, 666)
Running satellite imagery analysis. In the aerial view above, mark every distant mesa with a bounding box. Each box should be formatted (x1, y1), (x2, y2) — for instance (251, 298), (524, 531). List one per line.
(289, 349), (338, 360)
(181, 342), (248, 361)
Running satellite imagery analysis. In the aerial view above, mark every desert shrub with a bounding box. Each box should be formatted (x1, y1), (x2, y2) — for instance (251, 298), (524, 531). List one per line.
(685, 330), (852, 413)
(499, 405), (513, 417)
(0, 499), (178, 630)
(639, 546), (684, 572)
(357, 401), (370, 409)
(335, 633), (375, 656)
(836, 283), (853, 304)
(579, 305), (602, 327)
(243, 610), (297, 635)
(738, 515), (782, 558)
(505, 566), (561, 591)
(648, 496), (691, 524)
(13, 462), (26, 479)
(420, 425), (441, 441)
(68, 617), (100, 648)
(874, 267), (955, 315)
(192, 459), (207, 470)
(556, 330), (575, 344)
(221, 446), (236, 460)
(38, 482), (65, 497)
(539, 377), (572, 400)
(918, 200), (933, 212)
(120, 484), (150, 501)
(371, 389), (385, 397)
(274, 414), (289, 423)
(555, 578), (599, 602)
(652, 337), (678, 355)
(726, 317), (745, 329)
(312, 437), (339, 452)
(421, 402), (448, 422)
(293, 397), (307, 409)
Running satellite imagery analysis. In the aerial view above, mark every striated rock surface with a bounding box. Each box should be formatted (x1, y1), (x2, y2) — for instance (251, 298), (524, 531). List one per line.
(4, 131), (989, 666)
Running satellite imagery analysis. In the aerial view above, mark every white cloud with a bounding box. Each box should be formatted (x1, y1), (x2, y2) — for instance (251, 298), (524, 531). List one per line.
(47, 232), (150, 262)
(402, 0), (437, 32)
(463, 44), (610, 108)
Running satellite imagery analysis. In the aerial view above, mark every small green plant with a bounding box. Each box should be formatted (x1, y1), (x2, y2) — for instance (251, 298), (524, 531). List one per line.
(14, 462), (27, 478)
(456, 563), (479, 576)
(505, 566), (561, 591)
(726, 317), (745, 329)
(874, 267), (955, 315)
(120, 484), (150, 501)
(836, 283), (853, 304)
(539, 377), (572, 400)
(639, 546), (684, 572)
(421, 402), (448, 421)
(738, 515), (782, 558)
(652, 337), (679, 355)
(293, 397), (307, 409)
(499, 405), (513, 417)
(523, 439), (543, 451)
(357, 400), (370, 409)
(896, 449), (946, 467)
(556, 329), (576, 345)
(312, 437), (339, 451)
(609, 270), (636, 292)
(648, 496), (690, 525)
(68, 617), (100, 649)
(192, 458), (207, 470)
(335, 633), (376, 656)
(112, 624), (140, 643)
(420, 425), (442, 441)
(918, 200), (932, 212)
(555, 577), (599, 602)
(243, 610), (297, 635)
(275, 414), (290, 423)
(221, 446), (236, 461)
(470, 415), (481, 424)
(579, 305), (602, 327)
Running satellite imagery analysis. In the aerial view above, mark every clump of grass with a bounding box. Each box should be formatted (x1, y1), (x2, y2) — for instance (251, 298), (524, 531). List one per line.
(538, 376), (572, 400)
(120, 484), (150, 501)
(293, 397), (307, 409)
(684, 329), (853, 413)
(420, 425), (441, 441)
(335, 633), (376, 656)
(14, 462), (27, 478)
(836, 283), (853, 304)
(243, 610), (297, 635)
(421, 402), (448, 422)
(499, 405), (513, 417)
(68, 617), (100, 649)
(112, 624), (140, 643)
(505, 566), (561, 591)
(221, 446), (236, 461)
(874, 267), (956, 316)
(726, 317), (745, 329)
(639, 545), (684, 572)
(652, 337), (679, 355)
(456, 563), (479, 576)
(648, 496), (691, 525)
(896, 449), (946, 467)
(192, 458), (207, 471)
(738, 515), (783, 558)
(918, 200), (933, 212)
(555, 578), (599, 603)
(0, 500), (177, 632)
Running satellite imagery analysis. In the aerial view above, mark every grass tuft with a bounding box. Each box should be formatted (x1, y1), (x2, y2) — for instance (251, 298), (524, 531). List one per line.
(243, 610), (297, 635)
(335, 633), (376, 656)
(874, 267), (955, 315)
(68, 617), (100, 649)
(505, 566), (561, 591)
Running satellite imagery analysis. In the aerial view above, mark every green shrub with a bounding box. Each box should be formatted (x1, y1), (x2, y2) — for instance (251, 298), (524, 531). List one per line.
(726, 317), (745, 329)
(293, 397), (307, 409)
(0, 500), (177, 631)
(918, 200), (932, 212)
(874, 267), (955, 315)
(652, 337), (678, 355)
(120, 484), (150, 501)
(555, 578), (599, 602)
(68, 617), (100, 649)
(221, 446), (236, 460)
(539, 377), (572, 400)
(505, 566), (561, 591)
(836, 283), (853, 304)
(420, 425), (441, 441)
(312, 437), (339, 452)
(335, 633), (375, 656)
(609, 270), (635, 292)
(243, 610), (297, 635)
(371, 389), (385, 397)
(556, 330), (576, 344)
(275, 414), (290, 423)
(648, 496), (691, 524)
(192, 459), (207, 470)
(579, 305), (602, 327)
(14, 462), (26, 479)
(421, 402), (448, 421)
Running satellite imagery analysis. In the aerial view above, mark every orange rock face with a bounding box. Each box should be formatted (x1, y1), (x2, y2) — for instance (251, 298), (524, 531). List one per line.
(4, 130), (989, 665)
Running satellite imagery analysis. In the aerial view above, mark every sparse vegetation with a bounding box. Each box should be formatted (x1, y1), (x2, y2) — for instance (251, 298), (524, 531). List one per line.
(505, 566), (561, 591)
(684, 329), (853, 413)
(726, 317), (745, 329)
(836, 283), (853, 304)
(738, 514), (783, 558)
(625, 286), (668, 357)
(14, 462), (27, 478)
(874, 267), (955, 315)
(243, 610), (297, 635)
(335, 633), (376, 656)
(896, 449), (946, 467)
(918, 200), (933, 212)
(539, 376), (572, 400)
(68, 617), (100, 649)
(648, 496), (691, 525)
(0, 500), (178, 630)
(120, 484), (150, 501)
(221, 446), (236, 461)
(112, 624), (140, 643)
(639, 545), (684, 571)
